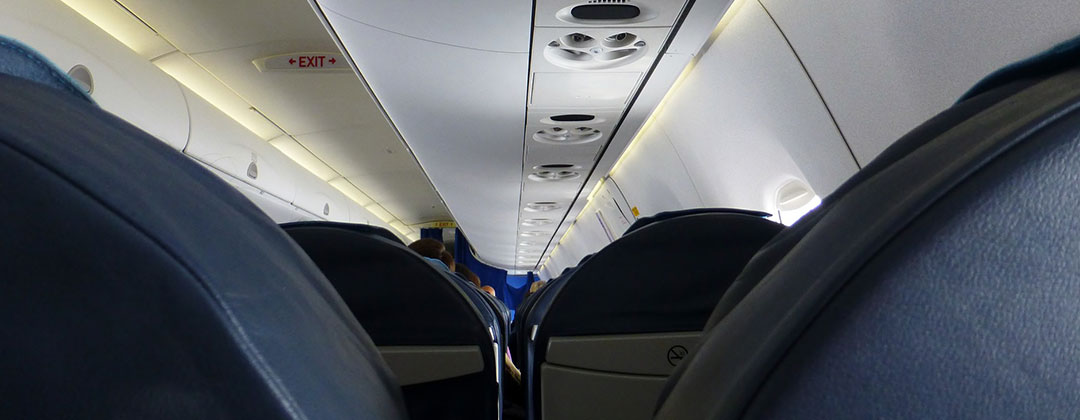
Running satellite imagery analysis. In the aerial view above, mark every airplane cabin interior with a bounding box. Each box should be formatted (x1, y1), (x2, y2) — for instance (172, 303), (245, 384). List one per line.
(3, 0), (1080, 419)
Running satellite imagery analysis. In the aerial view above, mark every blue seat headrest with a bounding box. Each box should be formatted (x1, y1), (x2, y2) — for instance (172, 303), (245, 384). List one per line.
(0, 36), (93, 104)
(624, 207), (771, 235)
(959, 34), (1080, 102)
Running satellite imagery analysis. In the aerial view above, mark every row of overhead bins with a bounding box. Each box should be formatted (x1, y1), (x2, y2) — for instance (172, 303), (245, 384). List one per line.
(3, 0), (399, 231)
(516, 0), (692, 270)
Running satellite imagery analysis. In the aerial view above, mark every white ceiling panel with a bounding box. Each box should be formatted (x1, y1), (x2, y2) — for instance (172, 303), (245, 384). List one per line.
(322, 7), (530, 268)
(118, 0), (331, 53)
(346, 171), (448, 225)
(524, 148), (601, 170)
(293, 126), (418, 176)
(189, 42), (388, 136)
(531, 72), (643, 107)
(315, 0), (532, 53)
(522, 173), (588, 198)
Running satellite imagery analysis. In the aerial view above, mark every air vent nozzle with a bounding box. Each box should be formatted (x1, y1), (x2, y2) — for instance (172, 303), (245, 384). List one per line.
(534, 126), (603, 145)
(544, 31), (647, 70)
(529, 170), (581, 182)
(522, 218), (555, 227)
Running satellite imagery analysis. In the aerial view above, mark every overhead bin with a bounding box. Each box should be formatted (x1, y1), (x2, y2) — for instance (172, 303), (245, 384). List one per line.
(0, 1), (189, 150)
(182, 86), (300, 205)
(198, 163), (316, 223)
(291, 169), (350, 222)
(347, 200), (371, 225)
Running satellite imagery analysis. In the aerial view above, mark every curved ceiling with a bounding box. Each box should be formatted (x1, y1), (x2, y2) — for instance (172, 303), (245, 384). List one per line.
(314, 0), (532, 269)
(312, 0), (731, 270)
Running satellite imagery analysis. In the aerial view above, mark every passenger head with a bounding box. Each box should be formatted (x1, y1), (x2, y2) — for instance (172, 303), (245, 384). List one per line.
(407, 238), (445, 259)
(523, 280), (548, 301)
(439, 250), (456, 272)
(529, 280), (547, 294)
(455, 264), (482, 288)
(481, 286), (496, 297)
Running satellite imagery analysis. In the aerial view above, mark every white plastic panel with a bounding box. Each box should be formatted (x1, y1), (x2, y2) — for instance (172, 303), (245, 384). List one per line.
(654, 0), (856, 203)
(539, 266), (554, 281)
(182, 86), (299, 204)
(315, 0), (533, 53)
(547, 332), (700, 376)
(117, 0), (332, 54)
(571, 209), (614, 256)
(1, 0), (189, 151)
(609, 126), (704, 217)
(541, 364), (668, 420)
(347, 200), (371, 225)
(378, 345), (485, 386)
(322, 7), (530, 267)
(591, 179), (635, 239)
(198, 164), (315, 224)
(760, 0), (1080, 164)
(292, 170), (350, 222)
(531, 72), (642, 108)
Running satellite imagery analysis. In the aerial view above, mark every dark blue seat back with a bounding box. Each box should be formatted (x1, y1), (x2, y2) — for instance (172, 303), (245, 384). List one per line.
(0, 38), (406, 420)
(524, 211), (782, 419)
(281, 222), (501, 420)
(511, 254), (591, 361)
(656, 38), (1080, 419)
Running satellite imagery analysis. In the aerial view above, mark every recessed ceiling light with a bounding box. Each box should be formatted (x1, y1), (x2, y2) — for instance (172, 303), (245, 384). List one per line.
(520, 231), (547, 237)
(522, 218), (555, 227)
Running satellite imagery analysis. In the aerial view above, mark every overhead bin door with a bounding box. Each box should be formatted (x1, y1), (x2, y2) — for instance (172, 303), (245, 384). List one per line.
(182, 86), (299, 205)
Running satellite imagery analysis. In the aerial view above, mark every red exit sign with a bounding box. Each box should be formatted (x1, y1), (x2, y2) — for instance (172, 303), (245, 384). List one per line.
(253, 52), (350, 73)
(289, 55), (335, 67)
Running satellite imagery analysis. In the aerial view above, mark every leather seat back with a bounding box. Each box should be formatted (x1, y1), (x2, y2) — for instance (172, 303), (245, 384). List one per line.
(656, 38), (1080, 420)
(525, 211), (782, 420)
(282, 222), (502, 420)
(0, 38), (406, 420)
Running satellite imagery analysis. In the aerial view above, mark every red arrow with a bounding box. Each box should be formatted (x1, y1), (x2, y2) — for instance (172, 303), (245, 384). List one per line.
(329, 57), (336, 64)
(289, 58), (296, 65)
